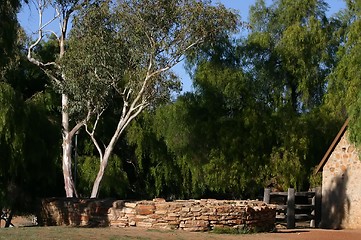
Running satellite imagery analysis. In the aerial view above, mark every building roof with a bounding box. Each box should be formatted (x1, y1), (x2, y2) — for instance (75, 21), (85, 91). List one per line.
(314, 119), (349, 174)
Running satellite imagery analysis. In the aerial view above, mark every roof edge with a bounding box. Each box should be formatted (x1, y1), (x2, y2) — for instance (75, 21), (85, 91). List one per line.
(314, 119), (349, 174)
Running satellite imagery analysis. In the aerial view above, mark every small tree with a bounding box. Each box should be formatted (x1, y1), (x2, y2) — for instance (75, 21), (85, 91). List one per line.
(62, 0), (240, 198)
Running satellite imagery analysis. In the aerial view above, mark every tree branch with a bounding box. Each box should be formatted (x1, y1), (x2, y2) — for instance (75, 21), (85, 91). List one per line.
(27, 0), (61, 70)
(84, 108), (106, 162)
(69, 121), (85, 139)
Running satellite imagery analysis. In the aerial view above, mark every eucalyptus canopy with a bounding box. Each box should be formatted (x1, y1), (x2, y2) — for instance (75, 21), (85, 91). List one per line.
(62, 0), (240, 197)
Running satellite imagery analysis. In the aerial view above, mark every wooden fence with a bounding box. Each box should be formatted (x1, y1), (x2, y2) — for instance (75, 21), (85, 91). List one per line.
(263, 187), (321, 229)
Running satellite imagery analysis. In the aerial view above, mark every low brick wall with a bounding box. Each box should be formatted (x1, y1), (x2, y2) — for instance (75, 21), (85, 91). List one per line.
(38, 198), (276, 232)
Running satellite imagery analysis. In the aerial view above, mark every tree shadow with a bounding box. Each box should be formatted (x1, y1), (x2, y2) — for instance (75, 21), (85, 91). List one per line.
(320, 170), (350, 229)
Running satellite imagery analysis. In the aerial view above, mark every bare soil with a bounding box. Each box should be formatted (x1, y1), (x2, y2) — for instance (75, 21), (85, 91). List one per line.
(1, 226), (361, 240)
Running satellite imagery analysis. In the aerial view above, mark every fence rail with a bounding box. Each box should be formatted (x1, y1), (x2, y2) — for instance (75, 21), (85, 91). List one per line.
(263, 187), (321, 229)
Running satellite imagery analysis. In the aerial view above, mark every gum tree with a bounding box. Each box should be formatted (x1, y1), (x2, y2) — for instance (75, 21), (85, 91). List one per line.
(62, 0), (240, 198)
(26, 0), (97, 197)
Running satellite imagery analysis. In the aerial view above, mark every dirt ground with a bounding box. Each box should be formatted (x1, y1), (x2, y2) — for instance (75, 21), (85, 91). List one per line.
(3, 217), (361, 240)
(1, 226), (361, 240)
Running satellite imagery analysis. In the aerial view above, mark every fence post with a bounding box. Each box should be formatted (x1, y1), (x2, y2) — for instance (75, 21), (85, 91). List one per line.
(311, 190), (316, 228)
(315, 187), (322, 228)
(287, 188), (295, 229)
(310, 188), (316, 228)
(264, 188), (271, 204)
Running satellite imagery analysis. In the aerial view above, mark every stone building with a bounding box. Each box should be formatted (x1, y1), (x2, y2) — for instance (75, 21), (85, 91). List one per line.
(315, 119), (361, 229)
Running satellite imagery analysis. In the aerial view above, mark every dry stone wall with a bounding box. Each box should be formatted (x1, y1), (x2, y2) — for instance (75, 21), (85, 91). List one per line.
(38, 198), (276, 232)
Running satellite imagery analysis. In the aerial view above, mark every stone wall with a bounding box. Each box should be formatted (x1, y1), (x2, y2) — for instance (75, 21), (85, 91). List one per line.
(38, 198), (276, 232)
(321, 131), (361, 229)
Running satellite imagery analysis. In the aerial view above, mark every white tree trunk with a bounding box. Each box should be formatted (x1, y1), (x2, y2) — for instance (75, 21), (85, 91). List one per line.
(90, 148), (113, 198)
(62, 93), (77, 197)
(27, 0), (81, 198)
(90, 158), (107, 198)
(89, 102), (145, 198)
(62, 134), (74, 197)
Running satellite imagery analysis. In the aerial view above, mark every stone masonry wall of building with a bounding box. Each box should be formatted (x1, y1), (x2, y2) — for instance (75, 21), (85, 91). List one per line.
(37, 198), (276, 232)
(322, 131), (361, 229)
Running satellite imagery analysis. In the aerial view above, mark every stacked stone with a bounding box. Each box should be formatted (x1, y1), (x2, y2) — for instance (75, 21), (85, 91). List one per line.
(38, 198), (276, 231)
(108, 199), (276, 232)
(38, 198), (63, 226)
(38, 198), (113, 227)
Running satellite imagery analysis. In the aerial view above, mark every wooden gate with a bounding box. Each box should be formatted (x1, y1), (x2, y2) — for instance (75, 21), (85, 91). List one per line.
(263, 187), (321, 229)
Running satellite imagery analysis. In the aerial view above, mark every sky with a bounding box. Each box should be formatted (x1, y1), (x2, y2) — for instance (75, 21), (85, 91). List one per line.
(18, 0), (347, 93)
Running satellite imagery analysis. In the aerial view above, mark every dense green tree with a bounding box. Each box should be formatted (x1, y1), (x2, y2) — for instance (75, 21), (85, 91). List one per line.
(124, 55), (274, 198)
(123, 0), (344, 199)
(238, 0), (340, 190)
(0, 83), (62, 212)
(6, 0), (349, 202)
(326, 0), (361, 148)
(245, 0), (330, 112)
(1, 24), (63, 213)
(96, 0), (347, 199)
(125, 112), (183, 199)
(0, 0), (21, 77)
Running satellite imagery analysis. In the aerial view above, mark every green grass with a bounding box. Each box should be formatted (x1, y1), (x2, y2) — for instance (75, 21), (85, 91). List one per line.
(211, 226), (258, 235)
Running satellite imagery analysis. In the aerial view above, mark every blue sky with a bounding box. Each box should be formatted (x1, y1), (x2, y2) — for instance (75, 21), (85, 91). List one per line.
(218, 0), (346, 17)
(18, 0), (347, 93)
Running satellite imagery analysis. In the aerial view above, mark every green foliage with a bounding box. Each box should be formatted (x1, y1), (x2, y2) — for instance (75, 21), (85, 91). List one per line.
(126, 112), (185, 199)
(237, 0), (339, 190)
(212, 226), (260, 234)
(325, 1), (361, 149)
(62, 0), (239, 118)
(1, 0), (350, 202)
(0, 83), (25, 176)
(128, 59), (275, 198)
(121, 0), (343, 199)
(0, 17), (64, 210)
(61, 0), (240, 197)
(0, 0), (21, 77)
(77, 154), (129, 198)
(62, 2), (120, 117)
(309, 169), (322, 188)
(245, 0), (330, 112)
(0, 82), (62, 211)
(268, 147), (305, 191)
